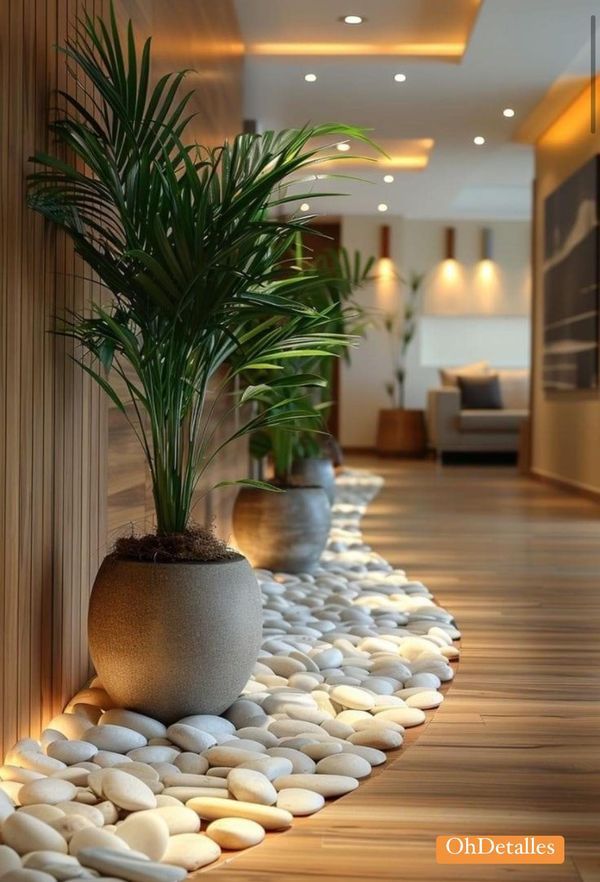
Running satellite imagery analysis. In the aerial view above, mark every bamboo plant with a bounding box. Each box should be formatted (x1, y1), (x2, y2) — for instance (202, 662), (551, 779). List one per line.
(27, 6), (372, 548)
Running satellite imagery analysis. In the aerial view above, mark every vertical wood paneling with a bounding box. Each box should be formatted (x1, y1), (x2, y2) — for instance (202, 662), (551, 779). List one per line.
(0, 0), (243, 759)
(106, 0), (245, 546)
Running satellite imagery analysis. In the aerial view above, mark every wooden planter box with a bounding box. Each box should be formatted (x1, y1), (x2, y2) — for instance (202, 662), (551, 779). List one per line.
(376, 408), (426, 457)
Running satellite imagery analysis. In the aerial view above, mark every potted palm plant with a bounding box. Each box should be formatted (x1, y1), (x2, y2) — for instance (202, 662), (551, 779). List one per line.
(290, 244), (376, 488)
(27, 6), (369, 721)
(233, 384), (334, 573)
(376, 270), (427, 456)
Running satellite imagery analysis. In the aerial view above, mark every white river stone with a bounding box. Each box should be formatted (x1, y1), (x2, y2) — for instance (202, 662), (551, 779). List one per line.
(99, 710), (166, 740)
(0, 845), (22, 876)
(266, 748), (315, 774)
(133, 806), (200, 835)
(273, 774), (359, 797)
(206, 818), (265, 849)
(55, 802), (104, 828)
(19, 780), (77, 807)
(46, 742), (98, 766)
(316, 754), (372, 779)
(83, 726), (146, 754)
(161, 833), (221, 870)
(186, 797), (293, 830)
(2, 812), (69, 855)
(1, 870), (55, 882)
(115, 812), (169, 861)
(19, 805), (65, 824)
(405, 690), (444, 709)
(237, 757), (293, 781)
(77, 847), (187, 882)
(372, 707), (427, 727)
(127, 747), (179, 765)
(172, 753), (208, 775)
(68, 826), (131, 857)
(166, 724), (215, 753)
(276, 788), (325, 816)
(227, 769), (277, 806)
(99, 769), (156, 811)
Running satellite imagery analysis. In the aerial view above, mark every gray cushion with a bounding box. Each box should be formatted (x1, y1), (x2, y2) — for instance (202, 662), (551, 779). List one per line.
(459, 409), (528, 433)
(458, 374), (503, 409)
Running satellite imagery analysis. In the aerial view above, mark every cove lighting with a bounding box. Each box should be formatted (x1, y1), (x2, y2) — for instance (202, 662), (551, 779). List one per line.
(342, 14), (364, 24)
(304, 73), (317, 83)
(337, 142), (351, 152)
(394, 73), (407, 83)
(378, 203), (389, 213)
(473, 135), (485, 145)
(503, 107), (515, 118)
(383, 174), (395, 183)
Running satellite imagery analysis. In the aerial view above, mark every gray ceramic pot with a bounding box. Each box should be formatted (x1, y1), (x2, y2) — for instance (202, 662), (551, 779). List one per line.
(88, 555), (262, 723)
(291, 457), (337, 505)
(232, 485), (331, 574)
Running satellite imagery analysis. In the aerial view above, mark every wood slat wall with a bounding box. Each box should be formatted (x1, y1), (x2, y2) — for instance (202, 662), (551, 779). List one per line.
(0, 0), (242, 760)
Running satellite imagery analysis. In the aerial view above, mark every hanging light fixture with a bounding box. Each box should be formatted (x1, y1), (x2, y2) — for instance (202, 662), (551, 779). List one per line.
(481, 227), (494, 260)
(379, 225), (391, 259)
(444, 226), (456, 260)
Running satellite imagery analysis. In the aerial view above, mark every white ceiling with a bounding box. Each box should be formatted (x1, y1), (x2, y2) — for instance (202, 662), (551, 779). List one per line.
(234, 0), (597, 219)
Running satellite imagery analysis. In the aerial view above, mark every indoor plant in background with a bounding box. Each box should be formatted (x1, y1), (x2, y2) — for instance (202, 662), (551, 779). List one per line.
(27, 5), (370, 721)
(233, 382), (335, 573)
(376, 270), (428, 456)
(291, 243), (376, 482)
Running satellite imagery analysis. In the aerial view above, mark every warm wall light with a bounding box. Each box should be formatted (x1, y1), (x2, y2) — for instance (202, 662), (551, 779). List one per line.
(481, 227), (494, 260)
(444, 226), (456, 260)
(379, 225), (391, 259)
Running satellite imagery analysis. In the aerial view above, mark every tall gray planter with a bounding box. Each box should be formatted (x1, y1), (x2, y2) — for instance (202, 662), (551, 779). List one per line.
(232, 485), (331, 574)
(291, 457), (336, 504)
(88, 555), (262, 723)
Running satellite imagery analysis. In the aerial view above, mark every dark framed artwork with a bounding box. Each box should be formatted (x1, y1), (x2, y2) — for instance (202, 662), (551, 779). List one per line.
(543, 155), (600, 393)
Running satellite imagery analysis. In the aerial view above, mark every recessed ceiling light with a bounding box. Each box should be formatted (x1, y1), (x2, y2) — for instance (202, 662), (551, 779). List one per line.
(342, 14), (364, 24)
(337, 142), (351, 152)
(394, 73), (407, 83)
(300, 203), (310, 212)
(473, 135), (485, 146)
(304, 73), (317, 83)
(377, 203), (388, 212)
(383, 174), (395, 183)
(503, 107), (515, 118)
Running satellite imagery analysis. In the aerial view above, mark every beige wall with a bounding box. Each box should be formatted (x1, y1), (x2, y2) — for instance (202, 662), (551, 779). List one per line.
(531, 81), (600, 493)
(340, 215), (531, 447)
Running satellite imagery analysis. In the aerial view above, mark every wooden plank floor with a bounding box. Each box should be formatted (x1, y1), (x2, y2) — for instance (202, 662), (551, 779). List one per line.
(200, 456), (600, 882)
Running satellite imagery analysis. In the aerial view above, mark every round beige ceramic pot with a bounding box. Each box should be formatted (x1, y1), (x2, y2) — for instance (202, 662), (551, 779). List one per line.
(88, 554), (262, 723)
(232, 485), (331, 574)
(291, 457), (336, 505)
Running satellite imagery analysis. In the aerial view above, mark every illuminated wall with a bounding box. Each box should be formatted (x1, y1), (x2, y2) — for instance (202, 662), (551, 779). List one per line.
(339, 216), (531, 447)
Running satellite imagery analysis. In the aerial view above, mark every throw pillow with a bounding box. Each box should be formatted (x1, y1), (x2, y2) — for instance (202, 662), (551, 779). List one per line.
(439, 360), (490, 387)
(458, 374), (503, 410)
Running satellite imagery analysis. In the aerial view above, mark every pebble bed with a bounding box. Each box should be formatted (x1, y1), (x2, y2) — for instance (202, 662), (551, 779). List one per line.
(0, 469), (460, 881)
